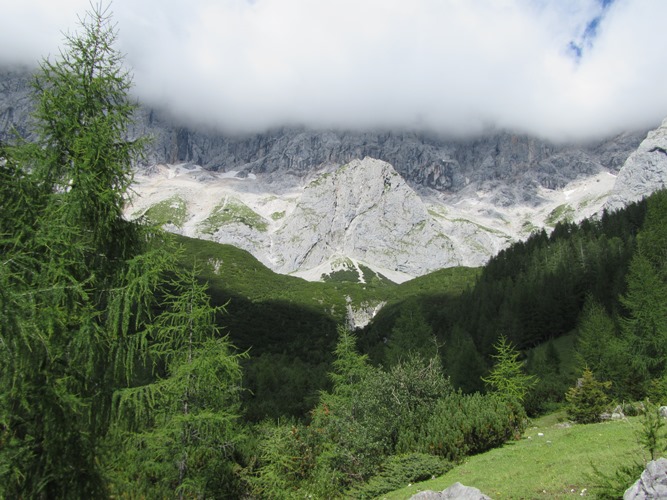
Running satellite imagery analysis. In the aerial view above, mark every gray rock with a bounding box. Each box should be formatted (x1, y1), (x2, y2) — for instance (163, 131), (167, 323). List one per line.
(411, 482), (492, 499)
(606, 119), (667, 212)
(1, 67), (647, 203)
(624, 458), (667, 499)
(271, 158), (460, 276)
(659, 407), (667, 419)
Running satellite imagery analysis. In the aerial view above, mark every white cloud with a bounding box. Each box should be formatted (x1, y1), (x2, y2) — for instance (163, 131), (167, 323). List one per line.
(2, 0), (667, 140)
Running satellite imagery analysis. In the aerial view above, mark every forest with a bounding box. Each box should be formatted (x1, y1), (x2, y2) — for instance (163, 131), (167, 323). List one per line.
(1, 6), (667, 499)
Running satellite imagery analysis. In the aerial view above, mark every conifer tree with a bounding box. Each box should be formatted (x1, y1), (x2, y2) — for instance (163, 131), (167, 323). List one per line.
(1, 4), (171, 496)
(482, 335), (537, 404)
(110, 265), (247, 498)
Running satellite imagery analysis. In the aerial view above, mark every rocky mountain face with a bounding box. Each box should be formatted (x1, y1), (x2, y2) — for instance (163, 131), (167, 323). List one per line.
(1, 67), (646, 199)
(605, 118), (667, 211)
(2, 66), (664, 281)
(270, 158), (460, 277)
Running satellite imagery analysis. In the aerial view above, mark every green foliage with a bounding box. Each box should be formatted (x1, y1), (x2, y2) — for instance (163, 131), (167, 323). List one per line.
(399, 392), (526, 462)
(246, 420), (314, 499)
(385, 302), (437, 366)
(566, 368), (612, 424)
(637, 401), (667, 461)
(143, 195), (188, 227)
(444, 326), (487, 394)
(587, 460), (645, 500)
(250, 329), (522, 497)
(575, 297), (625, 388)
(482, 335), (537, 404)
(647, 374), (667, 405)
(0, 5), (150, 496)
(199, 197), (269, 233)
(109, 265), (247, 497)
(349, 453), (452, 499)
(524, 338), (573, 416)
(588, 399), (667, 498)
(620, 253), (667, 397)
(0, 6), (249, 497)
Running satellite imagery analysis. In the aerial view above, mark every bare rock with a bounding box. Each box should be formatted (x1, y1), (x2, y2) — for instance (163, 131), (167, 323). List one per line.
(606, 119), (667, 212)
(624, 458), (667, 499)
(411, 482), (492, 499)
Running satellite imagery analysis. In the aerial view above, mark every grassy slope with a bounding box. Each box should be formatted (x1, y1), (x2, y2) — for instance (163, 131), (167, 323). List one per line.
(171, 233), (479, 322)
(381, 412), (644, 499)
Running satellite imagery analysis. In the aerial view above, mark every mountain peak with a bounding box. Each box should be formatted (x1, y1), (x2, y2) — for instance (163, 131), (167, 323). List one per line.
(272, 157), (460, 279)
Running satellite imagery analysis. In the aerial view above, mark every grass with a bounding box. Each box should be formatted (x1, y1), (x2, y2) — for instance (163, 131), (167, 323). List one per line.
(198, 197), (268, 234)
(380, 412), (645, 499)
(170, 234), (479, 322)
(546, 204), (575, 227)
(143, 195), (188, 227)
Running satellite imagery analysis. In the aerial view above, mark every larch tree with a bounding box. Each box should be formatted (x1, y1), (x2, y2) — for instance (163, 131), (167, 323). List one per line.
(482, 335), (537, 404)
(0, 4), (244, 497)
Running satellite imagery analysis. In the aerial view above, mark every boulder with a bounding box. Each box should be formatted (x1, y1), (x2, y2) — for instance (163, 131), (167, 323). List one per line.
(624, 458), (667, 499)
(410, 482), (492, 499)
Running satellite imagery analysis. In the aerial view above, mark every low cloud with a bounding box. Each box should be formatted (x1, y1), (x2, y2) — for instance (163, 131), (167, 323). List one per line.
(3, 0), (667, 141)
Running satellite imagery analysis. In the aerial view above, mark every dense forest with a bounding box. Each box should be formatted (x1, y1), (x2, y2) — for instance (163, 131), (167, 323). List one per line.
(2, 5), (667, 498)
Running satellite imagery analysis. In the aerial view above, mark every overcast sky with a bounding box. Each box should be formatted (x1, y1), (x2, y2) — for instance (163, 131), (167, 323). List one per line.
(2, 0), (666, 141)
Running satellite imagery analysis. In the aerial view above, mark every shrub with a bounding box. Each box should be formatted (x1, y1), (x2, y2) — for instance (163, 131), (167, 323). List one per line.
(349, 453), (452, 499)
(398, 392), (526, 462)
(566, 368), (612, 424)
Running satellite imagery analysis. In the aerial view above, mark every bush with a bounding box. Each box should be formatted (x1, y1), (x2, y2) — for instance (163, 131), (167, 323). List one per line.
(349, 453), (452, 499)
(397, 392), (526, 462)
(566, 368), (612, 424)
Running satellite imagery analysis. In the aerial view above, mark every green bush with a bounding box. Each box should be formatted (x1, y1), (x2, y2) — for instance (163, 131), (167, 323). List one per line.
(566, 368), (612, 424)
(398, 392), (526, 462)
(349, 453), (452, 499)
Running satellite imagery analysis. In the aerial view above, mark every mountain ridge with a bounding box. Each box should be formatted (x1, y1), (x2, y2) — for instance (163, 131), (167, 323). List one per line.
(1, 67), (662, 280)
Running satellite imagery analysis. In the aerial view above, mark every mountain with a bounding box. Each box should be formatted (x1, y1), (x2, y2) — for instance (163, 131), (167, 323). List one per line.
(0, 66), (658, 280)
(605, 118), (667, 211)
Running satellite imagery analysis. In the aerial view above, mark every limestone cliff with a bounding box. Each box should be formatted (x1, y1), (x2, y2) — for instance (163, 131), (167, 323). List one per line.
(606, 119), (667, 211)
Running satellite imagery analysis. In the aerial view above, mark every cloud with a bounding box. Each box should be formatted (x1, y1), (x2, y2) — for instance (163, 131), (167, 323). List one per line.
(2, 0), (667, 141)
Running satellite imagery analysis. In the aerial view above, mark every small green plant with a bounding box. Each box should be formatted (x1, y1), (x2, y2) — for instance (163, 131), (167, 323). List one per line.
(587, 401), (666, 499)
(482, 335), (537, 404)
(638, 400), (667, 461)
(270, 210), (285, 220)
(565, 368), (611, 424)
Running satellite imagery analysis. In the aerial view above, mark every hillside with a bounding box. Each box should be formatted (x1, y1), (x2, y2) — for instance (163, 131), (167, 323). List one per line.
(384, 413), (645, 499)
(170, 234), (479, 419)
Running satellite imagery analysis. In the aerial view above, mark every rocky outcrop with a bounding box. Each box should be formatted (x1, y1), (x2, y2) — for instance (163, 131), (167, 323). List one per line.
(606, 120), (667, 211)
(271, 158), (460, 276)
(410, 482), (492, 499)
(1, 67), (648, 203)
(624, 458), (667, 499)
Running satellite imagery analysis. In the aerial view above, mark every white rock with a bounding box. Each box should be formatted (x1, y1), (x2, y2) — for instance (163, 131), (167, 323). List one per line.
(606, 119), (667, 211)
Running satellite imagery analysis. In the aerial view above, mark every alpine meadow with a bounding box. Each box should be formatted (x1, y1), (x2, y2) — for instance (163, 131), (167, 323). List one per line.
(2, 4), (667, 499)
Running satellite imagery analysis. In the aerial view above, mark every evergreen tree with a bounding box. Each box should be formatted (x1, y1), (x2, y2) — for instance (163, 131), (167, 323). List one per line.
(566, 368), (611, 424)
(482, 335), (536, 404)
(110, 265), (247, 498)
(0, 5), (246, 497)
(620, 253), (667, 397)
(575, 296), (626, 394)
(0, 5), (148, 496)
(385, 302), (437, 366)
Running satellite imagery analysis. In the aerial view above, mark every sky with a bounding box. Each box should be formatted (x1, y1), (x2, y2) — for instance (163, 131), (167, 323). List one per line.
(2, 0), (667, 141)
